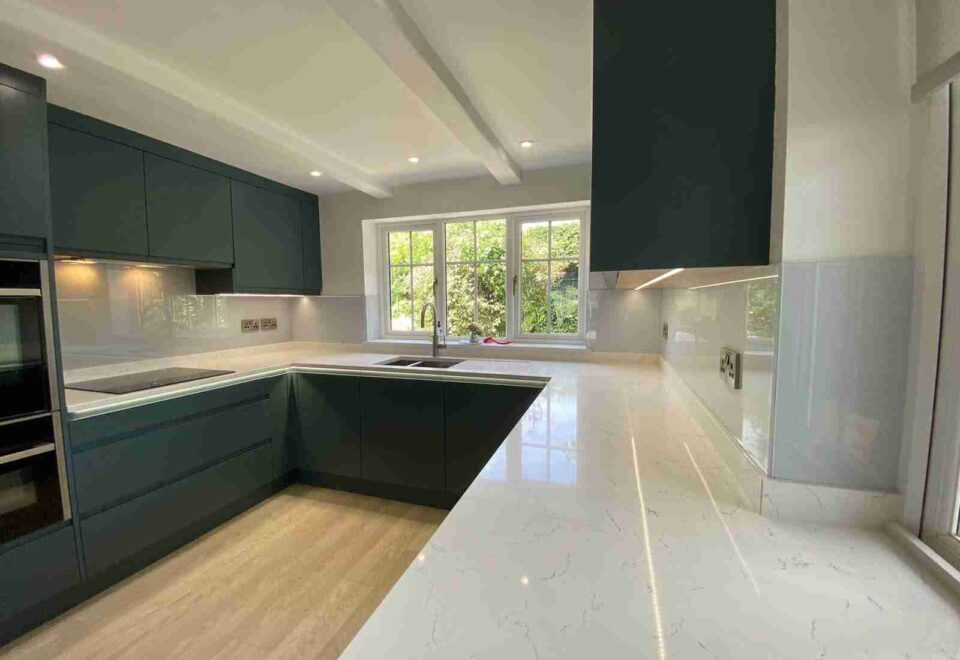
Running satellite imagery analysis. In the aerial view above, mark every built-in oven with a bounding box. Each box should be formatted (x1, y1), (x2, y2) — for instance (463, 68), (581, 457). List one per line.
(0, 259), (69, 544)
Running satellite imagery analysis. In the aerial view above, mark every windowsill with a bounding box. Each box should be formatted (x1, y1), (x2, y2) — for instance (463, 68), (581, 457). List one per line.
(364, 338), (589, 352)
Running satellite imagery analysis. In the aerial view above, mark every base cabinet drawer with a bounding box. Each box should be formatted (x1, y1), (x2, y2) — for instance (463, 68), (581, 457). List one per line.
(80, 443), (273, 579)
(73, 398), (271, 515)
(297, 374), (361, 479)
(0, 526), (79, 622)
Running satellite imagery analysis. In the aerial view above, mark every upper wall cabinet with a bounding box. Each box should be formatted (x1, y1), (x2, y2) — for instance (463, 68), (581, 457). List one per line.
(49, 125), (148, 258)
(0, 64), (50, 255)
(589, 1), (775, 271)
(47, 107), (322, 291)
(300, 198), (323, 294)
(231, 181), (304, 293)
(144, 154), (233, 266)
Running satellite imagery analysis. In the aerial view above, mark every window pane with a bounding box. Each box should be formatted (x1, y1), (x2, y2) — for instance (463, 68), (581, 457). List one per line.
(477, 218), (506, 261)
(411, 230), (434, 265)
(412, 265), (434, 330)
(390, 266), (411, 331)
(521, 261), (548, 333)
(551, 219), (580, 258)
(446, 221), (475, 262)
(388, 231), (410, 265)
(521, 222), (549, 259)
(446, 263), (475, 336)
(550, 260), (579, 334)
(477, 262), (506, 337)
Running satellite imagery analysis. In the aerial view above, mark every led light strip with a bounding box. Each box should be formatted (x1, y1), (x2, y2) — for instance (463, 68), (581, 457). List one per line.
(634, 268), (684, 290)
(688, 274), (778, 290)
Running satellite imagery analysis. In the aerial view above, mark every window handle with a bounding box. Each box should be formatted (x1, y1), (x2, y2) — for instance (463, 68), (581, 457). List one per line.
(512, 274), (518, 296)
(433, 277), (438, 296)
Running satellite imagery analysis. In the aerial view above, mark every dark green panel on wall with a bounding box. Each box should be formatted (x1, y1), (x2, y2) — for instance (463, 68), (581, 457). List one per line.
(0, 66), (49, 251)
(144, 153), (233, 265)
(300, 197), (323, 294)
(590, 0), (775, 271)
(231, 180), (304, 291)
(49, 124), (148, 257)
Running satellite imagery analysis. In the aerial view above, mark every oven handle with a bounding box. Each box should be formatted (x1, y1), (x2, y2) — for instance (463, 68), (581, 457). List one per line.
(0, 443), (56, 466)
(0, 288), (42, 297)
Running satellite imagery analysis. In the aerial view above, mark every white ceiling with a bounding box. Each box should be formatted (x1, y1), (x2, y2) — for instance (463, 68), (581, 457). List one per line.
(0, 0), (592, 197)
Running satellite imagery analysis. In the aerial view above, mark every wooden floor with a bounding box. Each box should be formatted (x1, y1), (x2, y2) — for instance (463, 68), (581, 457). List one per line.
(0, 485), (446, 660)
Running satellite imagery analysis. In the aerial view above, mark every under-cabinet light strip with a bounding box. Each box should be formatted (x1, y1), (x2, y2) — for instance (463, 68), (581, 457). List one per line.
(634, 268), (684, 290)
(688, 274), (779, 290)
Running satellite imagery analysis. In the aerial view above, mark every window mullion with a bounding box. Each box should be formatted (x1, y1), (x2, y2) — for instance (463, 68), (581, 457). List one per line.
(546, 222), (553, 334)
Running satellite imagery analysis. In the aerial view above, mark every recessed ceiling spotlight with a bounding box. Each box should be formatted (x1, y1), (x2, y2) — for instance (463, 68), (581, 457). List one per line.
(37, 54), (64, 70)
(309, 171), (322, 177)
(519, 140), (535, 149)
(407, 156), (420, 164)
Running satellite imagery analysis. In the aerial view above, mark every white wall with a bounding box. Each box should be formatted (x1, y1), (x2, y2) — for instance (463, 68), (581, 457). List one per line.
(780, 0), (913, 261)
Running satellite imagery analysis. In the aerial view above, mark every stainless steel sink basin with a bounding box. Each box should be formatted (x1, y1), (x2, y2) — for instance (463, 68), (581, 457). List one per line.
(378, 357), (464, 369)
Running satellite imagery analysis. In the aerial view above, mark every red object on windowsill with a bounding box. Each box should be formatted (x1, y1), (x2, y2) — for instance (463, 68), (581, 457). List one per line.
(482, 337), (511, 345)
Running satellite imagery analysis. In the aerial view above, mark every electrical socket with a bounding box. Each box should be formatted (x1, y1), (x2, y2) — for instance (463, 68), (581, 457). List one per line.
(241, 318), (260, 333)
(719, 347), (742, 390)
(260, 317), (278, 331)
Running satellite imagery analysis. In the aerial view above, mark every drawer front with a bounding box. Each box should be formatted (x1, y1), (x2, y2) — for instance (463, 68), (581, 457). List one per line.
(69, 378), (274, 451)
(0, 526), (79, 621)
(73, 398), (271, 515)
(80, 443), (273, 579)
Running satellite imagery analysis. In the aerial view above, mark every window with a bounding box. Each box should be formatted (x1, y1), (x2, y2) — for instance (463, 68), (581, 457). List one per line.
(379, 207), (588, 342)
(386, 227), (435, 332)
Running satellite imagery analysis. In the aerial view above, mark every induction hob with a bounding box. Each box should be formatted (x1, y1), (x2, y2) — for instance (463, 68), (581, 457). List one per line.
(66, 367), (235, 395)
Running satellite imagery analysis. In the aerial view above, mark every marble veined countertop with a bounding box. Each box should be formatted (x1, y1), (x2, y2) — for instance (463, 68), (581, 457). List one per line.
(61, 342), (960, 657)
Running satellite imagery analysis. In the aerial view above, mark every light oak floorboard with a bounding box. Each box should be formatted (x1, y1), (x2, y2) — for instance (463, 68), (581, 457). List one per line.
(1, 485), (446, 660)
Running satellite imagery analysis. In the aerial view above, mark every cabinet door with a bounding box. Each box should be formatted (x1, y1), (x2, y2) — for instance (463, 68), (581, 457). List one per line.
(444, 383), (541, 494)
(0, 526), (79, 623)
(49, 124), (148, 257)
(231, 181), (303, 292)
(0, 76), (48, 248)
(297, 374), (360, 478)
(590, 1), (774, 270)
(300, 197), (323, 293)
(360, 378), (444, 490)
(144, 154), (233, 265)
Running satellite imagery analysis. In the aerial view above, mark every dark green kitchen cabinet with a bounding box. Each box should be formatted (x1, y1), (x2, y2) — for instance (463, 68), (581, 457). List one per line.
(0, 526), (80, 635)
(590, 0), (775, 271)
(0, 64), (49, 254)
(296, 374), (361, 478)
(144, 153), (233, 265)
(360, 377), (445, 491)
(49, 124), (148, 258)
(444, 383), (541, 494)
(80, 443), (273, 580)
(300, 197), (323, 294)
(231, 181), (303, 292)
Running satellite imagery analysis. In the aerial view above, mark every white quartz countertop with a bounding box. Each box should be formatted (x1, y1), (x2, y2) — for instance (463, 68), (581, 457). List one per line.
(61, 343), (960, 657)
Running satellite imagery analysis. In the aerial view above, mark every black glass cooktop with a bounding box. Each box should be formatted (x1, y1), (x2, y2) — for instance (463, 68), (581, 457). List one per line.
(66, 367), (235, 395)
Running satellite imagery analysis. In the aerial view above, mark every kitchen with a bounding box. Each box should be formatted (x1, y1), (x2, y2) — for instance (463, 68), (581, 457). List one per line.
(1, 0), (960, 658)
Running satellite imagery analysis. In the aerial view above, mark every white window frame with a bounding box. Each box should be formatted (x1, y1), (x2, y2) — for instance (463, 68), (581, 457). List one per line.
(377, 205), (589, 344)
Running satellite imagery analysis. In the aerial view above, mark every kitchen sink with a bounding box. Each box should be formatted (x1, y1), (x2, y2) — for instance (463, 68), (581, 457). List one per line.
(378, 357), (464, 369)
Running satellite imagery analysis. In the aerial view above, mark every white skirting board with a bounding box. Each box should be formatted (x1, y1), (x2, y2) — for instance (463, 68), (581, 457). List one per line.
(662, 357), (903, 527)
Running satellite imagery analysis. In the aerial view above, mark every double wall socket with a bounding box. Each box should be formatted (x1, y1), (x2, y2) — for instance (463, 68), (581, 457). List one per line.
(241, 318), (260, 333)
(260, 317), (278, 331)
(719, 347), (742, 390)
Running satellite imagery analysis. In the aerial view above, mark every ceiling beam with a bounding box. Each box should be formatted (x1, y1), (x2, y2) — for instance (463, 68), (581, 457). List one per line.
(0, 0), (393, 198)
(327, 0), (522, 185)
